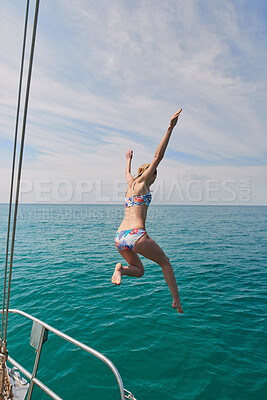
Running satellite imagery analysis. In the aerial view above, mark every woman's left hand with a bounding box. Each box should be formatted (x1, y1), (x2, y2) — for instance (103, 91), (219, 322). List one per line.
(126, 149), (133, 159)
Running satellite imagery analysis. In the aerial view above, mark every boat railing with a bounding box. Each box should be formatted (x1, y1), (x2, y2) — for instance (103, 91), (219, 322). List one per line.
(2, 309), (136, 400)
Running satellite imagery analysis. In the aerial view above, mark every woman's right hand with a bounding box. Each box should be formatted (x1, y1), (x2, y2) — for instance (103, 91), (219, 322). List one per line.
(126, 149), (133, 159)
(169, 108), (182, 129)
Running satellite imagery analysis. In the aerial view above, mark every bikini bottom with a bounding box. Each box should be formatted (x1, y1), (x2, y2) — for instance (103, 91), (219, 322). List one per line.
(115, 228), (146, 251)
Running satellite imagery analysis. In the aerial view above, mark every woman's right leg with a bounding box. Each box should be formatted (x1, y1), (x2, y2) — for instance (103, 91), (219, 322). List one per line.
(112, 249), (144, 285)
(133, 234), (183, 313)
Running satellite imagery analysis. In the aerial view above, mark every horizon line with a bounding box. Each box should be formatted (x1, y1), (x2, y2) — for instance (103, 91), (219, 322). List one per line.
(0, 203), (266, 207)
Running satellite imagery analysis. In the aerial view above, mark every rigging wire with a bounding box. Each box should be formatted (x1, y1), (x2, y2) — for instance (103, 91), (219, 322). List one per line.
(2, 0), (41, 343)
(0, 0), (30, 345)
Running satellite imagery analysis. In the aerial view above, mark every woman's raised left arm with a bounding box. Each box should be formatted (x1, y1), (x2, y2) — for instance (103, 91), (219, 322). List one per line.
(125, 149), (133, 184)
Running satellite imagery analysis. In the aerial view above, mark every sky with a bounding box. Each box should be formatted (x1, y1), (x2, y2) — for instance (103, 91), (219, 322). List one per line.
(0, 0), (266, 205)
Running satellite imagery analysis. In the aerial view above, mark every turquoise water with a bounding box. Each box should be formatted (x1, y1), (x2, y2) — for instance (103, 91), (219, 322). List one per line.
(0, 204), (266, 400)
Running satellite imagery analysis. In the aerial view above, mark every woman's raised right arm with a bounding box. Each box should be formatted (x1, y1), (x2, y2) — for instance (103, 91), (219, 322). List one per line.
(154, 108), (182, 160)
(141, 109), (182, 181)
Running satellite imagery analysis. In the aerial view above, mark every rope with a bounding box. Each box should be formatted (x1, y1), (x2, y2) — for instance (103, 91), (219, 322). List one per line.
(0, 0), (30, 344)
(3, 0), (41, 343)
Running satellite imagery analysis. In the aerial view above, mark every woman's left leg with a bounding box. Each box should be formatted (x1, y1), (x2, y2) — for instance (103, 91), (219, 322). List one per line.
(133, 234), (183, 313)
(112, 249), (144, 285)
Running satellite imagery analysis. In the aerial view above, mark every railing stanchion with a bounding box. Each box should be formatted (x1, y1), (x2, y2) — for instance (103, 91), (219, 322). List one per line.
(27, 325), (47, 400)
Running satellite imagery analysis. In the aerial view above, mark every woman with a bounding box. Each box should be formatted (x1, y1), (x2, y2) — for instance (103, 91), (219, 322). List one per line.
(112, 109), (183, 314)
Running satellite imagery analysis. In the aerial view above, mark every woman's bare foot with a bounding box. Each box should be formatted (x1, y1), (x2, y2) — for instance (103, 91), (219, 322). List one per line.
(172, 299), (183, 314)
(112, 263), (123, 285)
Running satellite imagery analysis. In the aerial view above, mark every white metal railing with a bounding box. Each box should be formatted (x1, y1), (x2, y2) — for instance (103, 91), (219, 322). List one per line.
(1, 309), (136, 400)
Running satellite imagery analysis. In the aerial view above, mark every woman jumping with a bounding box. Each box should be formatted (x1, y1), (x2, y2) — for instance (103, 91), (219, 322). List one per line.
(112, 109), (183, 313)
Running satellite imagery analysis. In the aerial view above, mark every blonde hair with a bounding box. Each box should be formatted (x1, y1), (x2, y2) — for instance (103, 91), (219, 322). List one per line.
(133, 163), (150, 180)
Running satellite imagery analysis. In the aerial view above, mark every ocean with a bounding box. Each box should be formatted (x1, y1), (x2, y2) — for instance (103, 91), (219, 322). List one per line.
(0, 204), (266, 400)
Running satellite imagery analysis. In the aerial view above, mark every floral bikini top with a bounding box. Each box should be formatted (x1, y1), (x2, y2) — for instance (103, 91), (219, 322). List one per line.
(125, 181), (152, 208)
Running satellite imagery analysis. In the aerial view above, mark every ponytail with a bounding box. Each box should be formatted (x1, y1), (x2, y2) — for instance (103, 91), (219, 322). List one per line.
(133, 163), (150, 180)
